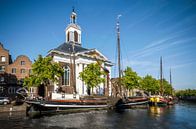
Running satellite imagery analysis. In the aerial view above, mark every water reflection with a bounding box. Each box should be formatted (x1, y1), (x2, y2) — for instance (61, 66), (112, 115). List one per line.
(0, 103), (195, 129)
(149, 106), (167, 117)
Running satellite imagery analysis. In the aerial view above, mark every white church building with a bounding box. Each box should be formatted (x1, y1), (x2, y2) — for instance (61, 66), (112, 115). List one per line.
(47, 9), (113, 100)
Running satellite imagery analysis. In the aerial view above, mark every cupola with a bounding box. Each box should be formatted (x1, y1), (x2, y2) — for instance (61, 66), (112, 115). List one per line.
(65, 8), (81, 46)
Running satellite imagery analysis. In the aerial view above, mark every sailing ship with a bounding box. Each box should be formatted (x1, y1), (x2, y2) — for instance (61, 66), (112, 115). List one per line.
(114, 15), (148, 108)
(148, 57), (172, 106)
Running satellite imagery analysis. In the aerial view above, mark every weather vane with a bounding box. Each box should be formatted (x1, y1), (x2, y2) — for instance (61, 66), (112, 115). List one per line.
(117, 14), (122, 20)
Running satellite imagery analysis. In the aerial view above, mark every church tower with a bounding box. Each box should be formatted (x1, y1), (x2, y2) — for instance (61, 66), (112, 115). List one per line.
(65, 8), (82, 46)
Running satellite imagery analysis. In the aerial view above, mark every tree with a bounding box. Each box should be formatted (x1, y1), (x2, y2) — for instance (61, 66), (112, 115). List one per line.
(122, 67), (141, 95)
(23, 55), (63, 98)
(162, 79), (173, 95)
(79, 62), (106, 95)
(175, 89), (196, 97)
(140, 75), (159, 95)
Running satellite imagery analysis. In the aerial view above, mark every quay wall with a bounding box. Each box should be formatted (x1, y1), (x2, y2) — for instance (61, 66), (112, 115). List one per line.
(178, 96), (196, 102)
(0, 104), (26, 112)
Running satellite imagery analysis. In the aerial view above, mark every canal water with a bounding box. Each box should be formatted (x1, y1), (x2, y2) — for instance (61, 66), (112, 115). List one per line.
(0, 102), (195, 129)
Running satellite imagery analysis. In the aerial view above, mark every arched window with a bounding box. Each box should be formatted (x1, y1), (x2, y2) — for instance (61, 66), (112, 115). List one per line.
(62, 66), (70, 86)
(67, 32), (70, 42)
(74, 31), (78, 42)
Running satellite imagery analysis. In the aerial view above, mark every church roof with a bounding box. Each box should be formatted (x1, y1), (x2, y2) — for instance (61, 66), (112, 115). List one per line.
(48, 42), (113, 66)
(53, 42), (89, 54)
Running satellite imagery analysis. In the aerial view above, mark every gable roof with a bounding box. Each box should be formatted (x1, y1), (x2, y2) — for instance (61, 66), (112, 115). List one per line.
(0, 42), (9, 52)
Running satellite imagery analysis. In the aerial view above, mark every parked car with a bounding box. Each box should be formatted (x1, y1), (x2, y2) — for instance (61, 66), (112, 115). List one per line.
(0, 97), (11, 105)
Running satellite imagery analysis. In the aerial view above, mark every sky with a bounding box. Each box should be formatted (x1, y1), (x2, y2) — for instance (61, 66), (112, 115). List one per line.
(0, 0), (196, 90)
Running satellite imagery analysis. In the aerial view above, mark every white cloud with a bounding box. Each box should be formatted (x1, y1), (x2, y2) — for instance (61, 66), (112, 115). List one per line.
(131, 34), (196, 59)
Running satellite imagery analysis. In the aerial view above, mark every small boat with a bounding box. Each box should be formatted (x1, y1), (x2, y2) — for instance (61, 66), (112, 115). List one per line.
(149, 96), (167, 106)
(166, 96), (175, 105)
(167, 100), (174, 105)
(26, 96), (108, 117)
(116, 96), (149, 108)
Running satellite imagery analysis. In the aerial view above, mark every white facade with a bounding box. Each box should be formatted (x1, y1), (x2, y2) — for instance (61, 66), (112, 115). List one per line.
(51, 54), (112, 97)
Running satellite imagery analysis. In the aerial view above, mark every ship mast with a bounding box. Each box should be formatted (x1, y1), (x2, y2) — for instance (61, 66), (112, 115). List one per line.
(160, 56), (163, 96)
(170, 68), (173, 95)
(169, 68), (172, 86)
(117, 15), (122, 96)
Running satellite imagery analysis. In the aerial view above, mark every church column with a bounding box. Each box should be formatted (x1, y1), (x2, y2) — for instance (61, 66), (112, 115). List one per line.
(76, 63), (83, 95)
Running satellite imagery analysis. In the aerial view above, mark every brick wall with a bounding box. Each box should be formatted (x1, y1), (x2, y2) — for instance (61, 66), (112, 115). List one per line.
(0, 43), (34, 98)
(7, 55), (32, 81)
(0, 43), (10, 73)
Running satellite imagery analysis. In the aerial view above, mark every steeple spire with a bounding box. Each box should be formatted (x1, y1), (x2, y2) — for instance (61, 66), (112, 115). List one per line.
(70, 7), (77, 24)
(65, 8), (81, 45)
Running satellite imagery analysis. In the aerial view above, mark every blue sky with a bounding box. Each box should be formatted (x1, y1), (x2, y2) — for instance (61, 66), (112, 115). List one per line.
(0, 0), (196, 90)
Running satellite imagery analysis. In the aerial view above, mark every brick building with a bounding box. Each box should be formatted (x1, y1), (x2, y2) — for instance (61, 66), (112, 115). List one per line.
(7, 55), (32, 82)
(0, 43), (11, 75)
(0, 42), (33, 98)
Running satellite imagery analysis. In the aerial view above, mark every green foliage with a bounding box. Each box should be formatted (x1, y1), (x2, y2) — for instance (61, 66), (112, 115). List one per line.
(140, 75), (159, 95)
(117, 66), (174, 96)
(23, 55), (63, 87)
(176, 89), (196, 97)
(122, 67), (141, 90)
(79, 62), (106, 90)
(162, 79), (173, 95)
